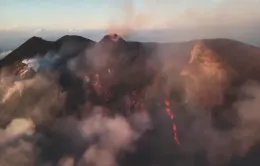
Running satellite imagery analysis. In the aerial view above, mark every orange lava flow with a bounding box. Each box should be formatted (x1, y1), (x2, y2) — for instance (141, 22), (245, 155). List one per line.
(164, 99), (180, 145)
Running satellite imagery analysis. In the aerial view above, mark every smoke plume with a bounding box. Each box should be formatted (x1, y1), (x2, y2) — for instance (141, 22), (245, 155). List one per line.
(76, 109), (151, 166)
(0, 49), (152, 166)
(176, 80), (260, 166)
(107, 0), (156, 38)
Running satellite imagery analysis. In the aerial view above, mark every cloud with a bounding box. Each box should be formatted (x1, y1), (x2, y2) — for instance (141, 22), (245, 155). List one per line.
(0, 51), (12, 60)
(0, 49), (153, 165)
(78, 111), (149, 166)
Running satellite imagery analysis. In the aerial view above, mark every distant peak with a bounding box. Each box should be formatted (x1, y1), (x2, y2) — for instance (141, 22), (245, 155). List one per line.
(56, 35), (92, 43)
(107, 33), (122, 42)
(100, 33), (126, 43)
(29, 36), (44, 41)
(20, 36), (46, 46)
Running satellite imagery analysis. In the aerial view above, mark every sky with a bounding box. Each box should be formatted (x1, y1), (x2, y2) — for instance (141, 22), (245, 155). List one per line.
(1, 0), (125, 30)
(1, 0), (259, 30)
(0, 0), (216, 30)
(1, 0), (260, 49)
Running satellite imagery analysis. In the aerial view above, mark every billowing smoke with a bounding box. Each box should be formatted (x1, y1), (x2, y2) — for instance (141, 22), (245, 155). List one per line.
(107, 0), (157, 38)
(22, 52), (59, 72)
(0, 68), (65, 166)
(0, 43), (153, 166)
(32, 107), (151, 166)
(233, 81), (260, 154)
(174, 42), (260, 165)
(77, 109), (152, 166)
(0, 71), (64, 127)
(180, 42), (237, 108)
(3, 30), (260, 166)
(177, 80), (260, 166)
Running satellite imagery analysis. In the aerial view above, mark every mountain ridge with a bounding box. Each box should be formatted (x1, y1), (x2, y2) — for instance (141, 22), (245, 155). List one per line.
(2, 34), (260, 115)
(2, 34), (259, 67)
(1, 34), (260, 166)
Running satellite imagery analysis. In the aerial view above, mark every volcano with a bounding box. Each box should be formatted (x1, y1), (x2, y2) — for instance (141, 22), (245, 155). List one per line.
(1, 34), (260, 166)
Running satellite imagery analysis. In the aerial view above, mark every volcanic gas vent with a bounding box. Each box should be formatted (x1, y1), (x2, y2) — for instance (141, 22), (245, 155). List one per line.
(99, 33), (126, 47)
(102, 33), (125, 42)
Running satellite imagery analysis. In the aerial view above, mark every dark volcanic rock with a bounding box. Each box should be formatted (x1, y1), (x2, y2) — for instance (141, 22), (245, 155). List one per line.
(0, 37), (55, 67)
(0, 35), (95, 70)
(1, 34), (260, 166)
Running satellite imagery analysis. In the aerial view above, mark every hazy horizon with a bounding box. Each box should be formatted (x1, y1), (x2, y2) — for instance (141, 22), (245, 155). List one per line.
(1, 0), (260, 50)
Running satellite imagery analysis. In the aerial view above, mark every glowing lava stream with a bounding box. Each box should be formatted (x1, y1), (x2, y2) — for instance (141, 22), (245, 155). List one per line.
(164, 99), (180, 145)
(81, 70), (180, 145)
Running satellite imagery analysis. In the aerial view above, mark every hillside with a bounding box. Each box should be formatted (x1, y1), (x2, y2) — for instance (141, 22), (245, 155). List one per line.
(0, 35), (94, 68)
(180, 39), (260, 108)
(1, 35), (260, 115)
(0, 34), (260, 166)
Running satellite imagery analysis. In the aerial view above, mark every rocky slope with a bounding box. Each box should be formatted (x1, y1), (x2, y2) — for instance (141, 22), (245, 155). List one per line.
(0, 34), (260, 166)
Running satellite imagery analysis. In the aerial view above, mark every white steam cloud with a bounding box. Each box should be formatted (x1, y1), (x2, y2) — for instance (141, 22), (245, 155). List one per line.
(77, 109), (151, 166)
(0, 57), (152, 166)
(0, 51), (12, 60)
